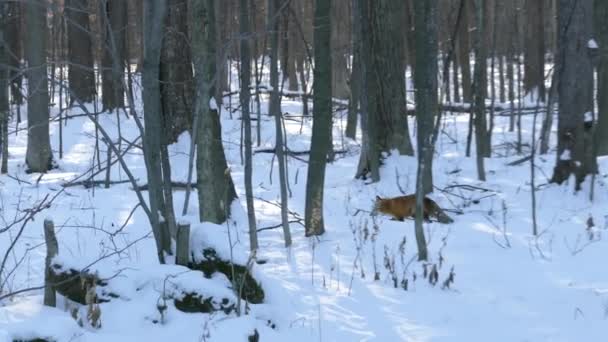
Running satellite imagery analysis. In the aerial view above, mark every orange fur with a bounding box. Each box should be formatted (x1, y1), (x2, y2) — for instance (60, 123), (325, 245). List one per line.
(373, 195), (445, 222)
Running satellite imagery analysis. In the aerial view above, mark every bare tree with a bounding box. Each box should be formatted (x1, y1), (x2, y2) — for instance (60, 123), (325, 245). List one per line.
(240, 0), (258, 251)
(596, 0), (608, 156)
(0, 0), (8, 174)
(142, 0), (172, 263)
(100, 0), (126, 111)
(305, 0), (332, 237)
(356, 0), (414, 181)
(6, 1), (22, 105)
(66, 0), (95, 103)
(472, 0), (489, 181)
(268, 0), (292, 246)
(550, 0), (596, 190)
(413, 0), (438, 261)
(25, 0), (53, 173)
(192, 0), (238, 224)
(523, 0), (545, 101)
(160, 0), (194, 142)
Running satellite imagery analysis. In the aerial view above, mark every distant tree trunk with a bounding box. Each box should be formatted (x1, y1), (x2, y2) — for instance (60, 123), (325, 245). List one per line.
(101, 0), (126, 111)
(269, 0), (292, 246)
(193, 0), (238, 224)
(595, 0), (608, 156)
(0, 2), (8, 173)
(142, 0), (171, 263)
(25, 0), (53, 173)
(66, 0), (95, 103)
(345, 0), (360, 139)
(413, 0), (437, 261)
(160, 0), (194, 143)
(523, 0), (545, 101)
(356, 0), (414, 181)
(287, 5), (299, 91)
(551, 0), (596, 190)
(331, 0), (350, 100)
(457, 0), (472, 103)
(6, 2), (22, 105)
(305, 0), (332, 237)
(414, 0), (437, 195)
(472, 0), (488, 181)
(240, 0), (258, 250)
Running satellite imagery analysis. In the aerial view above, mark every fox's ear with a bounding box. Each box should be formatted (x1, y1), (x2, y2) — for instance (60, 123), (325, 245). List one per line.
(375, 195), (381, 200)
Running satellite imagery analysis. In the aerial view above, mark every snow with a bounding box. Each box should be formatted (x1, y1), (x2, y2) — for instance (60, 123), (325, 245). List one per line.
(560, 149), (571, 161)
(2, 61), (608, 342)
(210, 97), (218, 110)
(584, 111), (593, 122)
(588, 39), (599, 49)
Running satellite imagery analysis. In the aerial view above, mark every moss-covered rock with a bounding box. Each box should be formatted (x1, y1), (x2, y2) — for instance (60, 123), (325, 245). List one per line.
(48, 265), (116, 305)
(174, 292), (235, 314)
(189, 248), (265, 304)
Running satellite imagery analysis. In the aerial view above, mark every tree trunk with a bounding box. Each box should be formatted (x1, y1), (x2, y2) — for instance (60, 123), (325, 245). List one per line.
(160, 0), (194, 143)
(523, 0), (545, 101)
(356, 0), (414, 181)
(0, 2), (8, 173)
(551, 0), (595, 190)
(6, 2), (22, 105)
(472, 0), (488, 181)
(25, 0), (53, 173)
(268, 0), (292, 246)
(413, 0), (437, 261)
(595, 0), (608, 156)
(240, 0), (258, 250)
(142, 0), (171, 263)
(331, 0), (350, 100)
(457, 0), (472, 103)
(345, 0), (360, 140)
(101, 0), (126, 111)
(414, 0), (438, 195)
(305, 0), (332, 237)
(66, 0), (95, 103)
(193, 0), (238, 224)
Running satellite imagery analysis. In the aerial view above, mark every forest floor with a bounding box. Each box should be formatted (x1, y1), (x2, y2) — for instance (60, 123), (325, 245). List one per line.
(1, 75), (608, 341)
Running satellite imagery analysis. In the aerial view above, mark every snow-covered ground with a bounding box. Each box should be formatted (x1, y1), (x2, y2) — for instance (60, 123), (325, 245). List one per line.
(1, 68), (608, 341)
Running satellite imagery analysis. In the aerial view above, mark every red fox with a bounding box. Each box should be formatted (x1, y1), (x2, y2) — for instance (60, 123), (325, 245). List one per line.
(372, 194), (454, 224)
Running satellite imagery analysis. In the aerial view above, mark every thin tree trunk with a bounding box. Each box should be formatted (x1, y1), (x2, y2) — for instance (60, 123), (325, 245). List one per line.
(6, 2), (22, 105)
(595, 0), (608, 156)
(240, 0), (258, 250)
(269, 0), (292, 246)
(524, 0), (545, 101)
(101, 0), (126, 111)
(413, 0), (437, 261)
(0, 3), (8, 173)
(472, 0), (487, 181)
(193, 0), (238, 224)
(345, 0), (360, 139)
(66, 0), (95, 103)
(25, 0), (53, 173)
(305, 0), (332, 237)
(142, 0), (171, 263)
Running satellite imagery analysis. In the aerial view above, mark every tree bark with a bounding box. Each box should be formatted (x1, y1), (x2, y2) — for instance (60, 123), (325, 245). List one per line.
(100, 0), (126, 111)
(6, 2), (22, 105)
(345, 0), (361, 140)
(239, 0), (258, 250)
(25, 0), (53, 173)
(551, 0), (596, 190)
(193, 0), (238, 224)
(331, 0), (350, 100)
(268, 0), (292, 246)
(160, 0), (194, 143)
(413, 0), (437, 261)
(457, 0), (472, 103)
(472, 0), (488, 181)
(595, 0), (608, 156)
(0, 2), (8, 173)
(305, 0), (332, 237)
(356, 0), (414, 181)
(66, 0), (95, 103)
(142, 0), (171, 263)
(523, 0), (545, 101)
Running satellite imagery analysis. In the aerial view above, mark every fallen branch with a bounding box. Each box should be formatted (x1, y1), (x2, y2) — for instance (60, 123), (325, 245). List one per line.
(134, 182), (198, 191)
